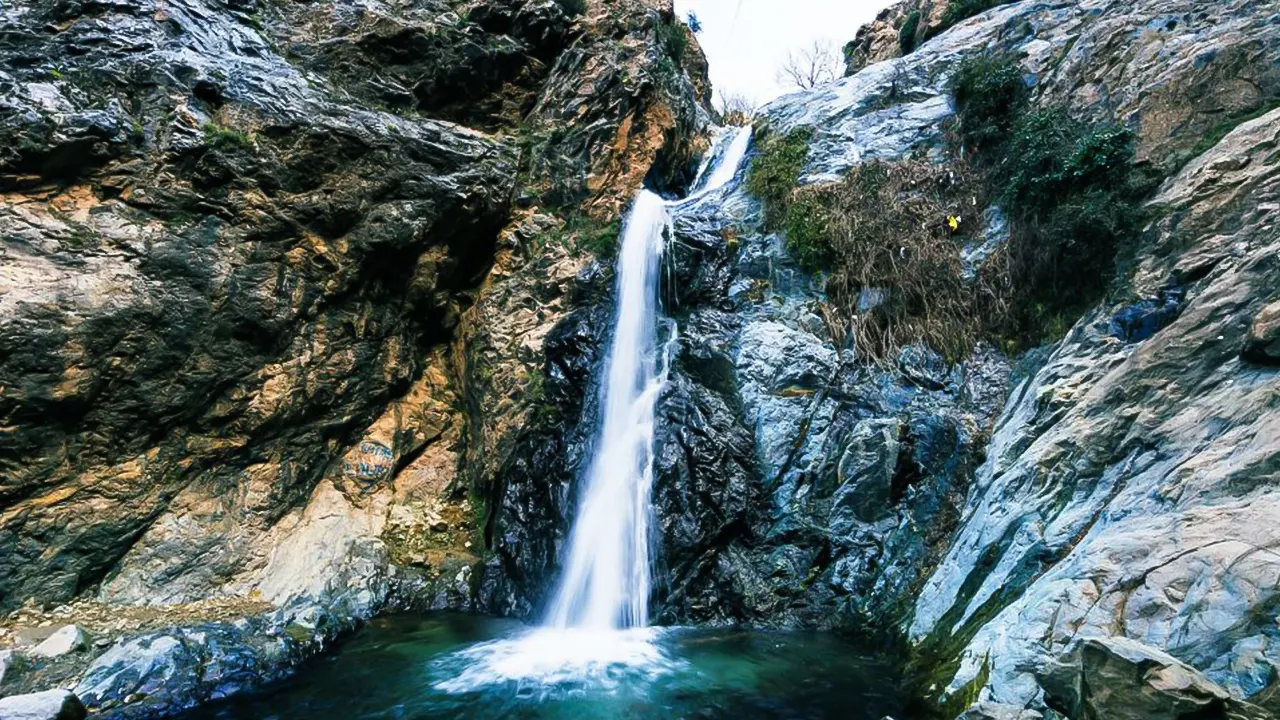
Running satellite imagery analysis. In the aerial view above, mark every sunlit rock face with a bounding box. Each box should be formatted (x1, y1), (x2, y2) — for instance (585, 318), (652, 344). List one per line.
(0, 0), (711, 713)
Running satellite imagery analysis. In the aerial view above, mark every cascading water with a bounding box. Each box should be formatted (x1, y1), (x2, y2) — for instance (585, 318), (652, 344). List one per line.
(546, 124), (752, 632)
(543, 189), (673, 631)
(433, 126), (752, 694)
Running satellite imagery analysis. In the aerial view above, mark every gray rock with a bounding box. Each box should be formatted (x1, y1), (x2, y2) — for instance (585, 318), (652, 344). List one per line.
(960, 207), (1009, 282)
(30, 625), (86, 659)
(0, 648), (26, 686)
(829, 419), (901, 529)
(1038, 637), (1267, 720)
(0, 690), (87, 720)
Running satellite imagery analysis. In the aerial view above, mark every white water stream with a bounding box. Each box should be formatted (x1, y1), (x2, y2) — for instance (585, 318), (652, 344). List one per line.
(435, 126), (752, 692)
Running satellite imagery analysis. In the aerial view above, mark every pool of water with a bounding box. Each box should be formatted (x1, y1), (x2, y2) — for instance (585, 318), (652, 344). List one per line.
(183, 613), (914, 720)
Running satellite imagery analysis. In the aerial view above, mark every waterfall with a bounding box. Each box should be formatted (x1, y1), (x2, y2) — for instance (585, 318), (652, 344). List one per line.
(544, 190), (672, 630)
(433, 126), (752, 694)
(545, 126), (753, 632)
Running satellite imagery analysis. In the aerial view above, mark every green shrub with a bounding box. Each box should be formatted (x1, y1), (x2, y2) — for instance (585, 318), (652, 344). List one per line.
(898, 11), (922, 55)
(656, 16), (688, 65)
(745, 124), (814, 233)
(947, 53), (1027, 151)
(781, 193), (833, 271)
(948, 52), (1155, 345)
(203, 121), (252, 150)
(998, 110), (1150, 319)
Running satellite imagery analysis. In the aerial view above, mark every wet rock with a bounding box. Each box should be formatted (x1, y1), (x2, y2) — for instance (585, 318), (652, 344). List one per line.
(72, 613), (331, 717)
(30, 625), (86, 659)
(829, 419), (901, 529)
(898, 344), (953, 391)
(960, 207), (1009, 282)
(1242, 301), (1280, 365)
(0, 689), (86, 720)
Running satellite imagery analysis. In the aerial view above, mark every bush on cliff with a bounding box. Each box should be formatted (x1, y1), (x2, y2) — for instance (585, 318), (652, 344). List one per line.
(949, 53), (1155, 339)
(746, 125), (815, 234)
(748, 123), (999, 362)
(948, 52), (1027, 152)
(898, 11), (922, 55)
(743, 53), (1155, 361)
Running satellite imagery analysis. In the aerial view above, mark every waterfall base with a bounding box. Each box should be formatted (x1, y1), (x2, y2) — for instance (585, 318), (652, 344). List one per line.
(176, 613), (910, 719)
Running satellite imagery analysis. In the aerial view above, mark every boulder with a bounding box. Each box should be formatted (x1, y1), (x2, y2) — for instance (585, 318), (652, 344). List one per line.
(1242, 301), (1280, 365)
(1039, 637), (1269, 720)
(0, 690), (87, 720)
(30, 626), (86, 659)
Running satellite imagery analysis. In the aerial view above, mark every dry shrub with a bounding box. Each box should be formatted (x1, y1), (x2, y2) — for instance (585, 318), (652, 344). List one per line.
(801, 159), (1011, 363)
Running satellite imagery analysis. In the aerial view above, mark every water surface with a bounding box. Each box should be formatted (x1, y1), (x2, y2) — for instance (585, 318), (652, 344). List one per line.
(185, 612), (910, 720)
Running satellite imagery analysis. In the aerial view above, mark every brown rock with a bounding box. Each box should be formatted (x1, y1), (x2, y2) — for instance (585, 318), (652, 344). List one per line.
(1242, 301), (1280, 364)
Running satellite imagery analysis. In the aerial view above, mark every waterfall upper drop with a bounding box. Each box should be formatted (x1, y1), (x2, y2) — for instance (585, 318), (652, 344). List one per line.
(545, 126), (753, 632)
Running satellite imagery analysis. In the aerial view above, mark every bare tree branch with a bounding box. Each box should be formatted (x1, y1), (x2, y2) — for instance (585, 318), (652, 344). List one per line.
(776, 40), (842, 91)
(716, 92), (757, 126)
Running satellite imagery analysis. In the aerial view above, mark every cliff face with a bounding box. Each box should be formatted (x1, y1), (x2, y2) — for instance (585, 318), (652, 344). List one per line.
(708, 0), (1279, 715)
(0, 0), (710, 713)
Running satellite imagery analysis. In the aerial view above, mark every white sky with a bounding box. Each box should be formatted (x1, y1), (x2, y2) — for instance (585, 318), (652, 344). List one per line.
(672, 0), (898, 107)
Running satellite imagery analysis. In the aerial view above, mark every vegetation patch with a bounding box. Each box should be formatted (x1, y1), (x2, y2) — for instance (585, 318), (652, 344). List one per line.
(745, 124), (814, 232)
(793, 160), (1000, 362)
(949, 53), (1157, 343)
(656, 15), (688, 65)
(529, 212), (622, 259)
(742, 54), (1159, 361)
(203, 121), (253, 150)
(898, 11), (922, 55)
(948, 52), (1027, 152)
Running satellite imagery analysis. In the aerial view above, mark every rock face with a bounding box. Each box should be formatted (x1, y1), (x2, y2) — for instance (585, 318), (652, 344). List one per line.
(911, 99), (1280, 717)
(742, 0), (1280, 714)
(1, 0), (711, 714)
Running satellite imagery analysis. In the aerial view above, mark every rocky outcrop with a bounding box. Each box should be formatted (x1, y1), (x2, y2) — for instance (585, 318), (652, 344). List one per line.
(911, 99), (1280, 717)
(683, 0), (1280, 714)
(1039, 637), (1272, 720)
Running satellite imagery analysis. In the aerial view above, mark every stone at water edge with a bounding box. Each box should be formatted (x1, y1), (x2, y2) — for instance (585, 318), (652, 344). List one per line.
(1037, 636), (1268, 720)
(0, 689), (87, 720)
(30, 625), (87, 659)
